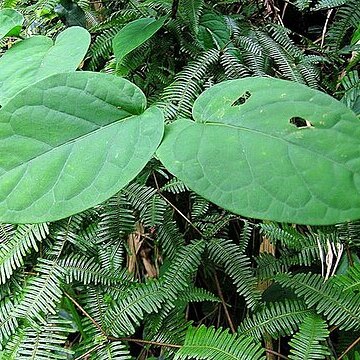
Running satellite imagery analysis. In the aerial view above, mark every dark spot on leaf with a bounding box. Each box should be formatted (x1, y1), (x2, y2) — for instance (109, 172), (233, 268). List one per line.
(290, 117), (313, 128)
(232, 91), (251, 106)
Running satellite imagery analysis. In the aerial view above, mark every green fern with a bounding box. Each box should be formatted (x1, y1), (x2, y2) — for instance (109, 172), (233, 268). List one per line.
(15, 258), (65, 323)
(275, 272), (360, 330)
(106, 280), (165, 336)
(334, 261), (360, 292)
(60, 254), (129, 286)
(162, 240), (206, 301)
(0, 223), (49, 284)
(156, 208), (186, 259)
(288, 314), (330, 360)
(3, 316), (74, 359)
(327, 0), (360, 51)
(157, 48), (220, 120)
(207, 238), (260, 309)
(175, 325), (265, 360)
(0, 299), (18, 344)
(123, 182), (166, 227)
(238, 299), (312, 341)
(94, 342), (131, 360)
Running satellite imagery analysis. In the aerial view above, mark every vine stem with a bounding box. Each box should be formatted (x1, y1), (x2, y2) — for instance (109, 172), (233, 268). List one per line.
(152, 173), (203, 236)
(66, 290), (288, 359)
(64, 292), (106, 336)
(214, 272), (236, 333)
(111, 336), (182, 349)
(338, 335), (360, 359)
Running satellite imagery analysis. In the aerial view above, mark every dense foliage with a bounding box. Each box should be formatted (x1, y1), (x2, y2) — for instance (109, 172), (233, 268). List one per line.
(0, 0), (360, 359)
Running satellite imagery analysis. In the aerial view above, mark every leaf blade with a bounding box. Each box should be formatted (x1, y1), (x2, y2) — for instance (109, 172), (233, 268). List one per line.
(0, 26), (91, 106)
(112, 17), (166, 63)
(0, 8), (23, 39)
(157, 77), (360, 225)
(0, 72), (164, 223)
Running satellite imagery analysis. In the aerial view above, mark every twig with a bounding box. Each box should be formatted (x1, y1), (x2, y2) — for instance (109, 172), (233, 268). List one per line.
(338, 335), (360, 359)
(171, 0), (180, 19)
(152, 173), (203, 236)
(75, 343), (105, 360)
(64, 292), (106, 336)
(214, 272), (236, 333)
(321, 9), (333, 48)
(111, 336), (182, 349)
(266, 349), (289, 360)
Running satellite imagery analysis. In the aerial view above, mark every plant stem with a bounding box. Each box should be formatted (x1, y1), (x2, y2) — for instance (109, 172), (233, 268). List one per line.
(214, 272), (236, 333)
(64, 292), (106, 336)
(171, 0), (180, 19)
(113, 336), (182, 349)
(338, 335), (360, 360)
(153, 173), (203, 236)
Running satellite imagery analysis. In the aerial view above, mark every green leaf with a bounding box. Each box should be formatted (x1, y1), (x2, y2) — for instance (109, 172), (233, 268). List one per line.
(175, 325), (265, 360)
(197, 10), (230, 50)
(0, 72), (164, 223)
(112, 17), (167, 63)
(0, 9), (23, 39)
(288, 314), (330, 360)
(157, 77), (360, 225)
(0, 26), (90, 106)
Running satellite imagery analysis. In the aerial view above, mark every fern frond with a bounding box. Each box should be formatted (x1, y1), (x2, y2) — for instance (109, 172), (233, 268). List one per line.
(288, 314), (330, 360)
(254, 30), (305, 83)
(123, 182), (166, 227)
(294, 0), (311, 10)
(179, 0), (204, 36)
(175, 325), (265, 360)
(162, 240), (206, 301)
(0, 223), (49, 284)
(336, 220), (360, 247)
(198, 213), (233, 239)
(238, 219), (254, 254)
(238, 299), (312, 341)
(145, 309), (193, 352)
(220, 49), (250, 80)
(95, 342), (131, 360)
(313, 0), (347, 10)
(177, 286), (219, 304)
(5, 317), (74, 359)
(97, 192), (135, 244)
(161, 177), (189, 194)
(327, 0), (360, 50)
(275, 273), (360, 330)
(339, 70), (360, 113)
(15, 258), (65, 323)
(60, 254), (128, 286)
(156, 208), (185, 259)
(207, 238), (260, 309)
(191, 194), (210, 219)
(0, 299), (18, 344)
(158, 48), (220, 120)
(98, 241), (125, 273)
(80, 287), (108, 332)
(334, 262), (360, 292)
(106, 280), (164, 336)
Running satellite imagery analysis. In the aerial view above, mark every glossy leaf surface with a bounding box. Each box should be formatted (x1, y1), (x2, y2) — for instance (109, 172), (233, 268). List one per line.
(0, 8), (23, 39)
(0, 26), (90, 106)
(157, 77), (360, 225)
(0, 72), (164, 223)
(112, 17), (166, 63)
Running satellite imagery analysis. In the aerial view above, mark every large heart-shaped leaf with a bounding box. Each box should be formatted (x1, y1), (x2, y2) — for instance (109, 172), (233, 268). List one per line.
(0, 8), (23, 39)
(157, 77), (360, 225)
(0, 26), (90, 106)
(0, 72), (164, 223)
(112, 17), (167, 63)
